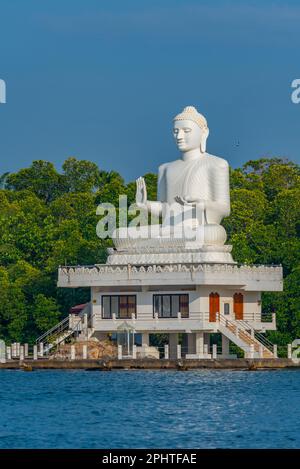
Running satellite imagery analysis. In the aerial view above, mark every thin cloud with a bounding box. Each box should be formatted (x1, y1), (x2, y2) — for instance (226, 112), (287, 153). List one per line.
(35, 2), (300, 47)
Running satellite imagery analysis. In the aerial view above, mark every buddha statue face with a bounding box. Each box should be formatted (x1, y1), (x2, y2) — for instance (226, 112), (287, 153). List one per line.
(173, 119), (206, 153)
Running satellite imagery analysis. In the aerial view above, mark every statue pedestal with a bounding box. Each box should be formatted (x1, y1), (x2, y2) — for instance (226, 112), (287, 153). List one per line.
(106, 244), (235, 265)
(110, 224), (235, 265)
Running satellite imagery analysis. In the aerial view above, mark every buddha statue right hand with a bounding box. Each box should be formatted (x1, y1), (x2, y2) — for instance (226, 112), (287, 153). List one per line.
(136, 177), (148, 209)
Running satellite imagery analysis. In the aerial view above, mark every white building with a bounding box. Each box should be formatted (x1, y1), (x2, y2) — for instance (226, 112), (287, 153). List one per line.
(56, 262), (282, 359)
(52, 106), (284, 360)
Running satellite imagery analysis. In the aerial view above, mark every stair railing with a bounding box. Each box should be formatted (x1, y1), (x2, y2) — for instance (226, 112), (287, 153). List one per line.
(217, 312), (274, 356)
(36, 302), (92, 353)
(236, 318), (274, 352)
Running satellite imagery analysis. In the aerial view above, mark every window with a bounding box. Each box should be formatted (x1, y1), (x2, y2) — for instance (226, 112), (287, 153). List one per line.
(153, 294), (189, 318)
(102, 295), (136, 319)
(224, 303), (230, 315)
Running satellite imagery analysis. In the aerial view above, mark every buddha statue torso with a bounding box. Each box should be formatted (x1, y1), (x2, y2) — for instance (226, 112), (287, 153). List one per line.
(158, 153), (229, 226)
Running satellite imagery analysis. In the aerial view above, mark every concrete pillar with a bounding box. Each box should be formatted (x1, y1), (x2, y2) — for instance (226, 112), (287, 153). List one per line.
(142, 333), (149, 347)
(20, 346), (24, 361)
(39, 342), (44, 357)
(33, 345), (38, 360)
(118, 345), (122, 360)
(164, 344), (169, 360)
(24, 343), (28, 357)
(177, 344), (181, 360)
(6, 346), (11, 360)
(273, 344), (278, 358)
(204, 333), (210, 353)
(83, 313), (88, 329)
(222, 335), (230, 356)
(288, 344), (292, 359)
(11, 343), (16, 358)
(203, 344), (208, 356)
(70, 345), (75, 360)
(132, 345), (137, 359)
(82, 344), (88, 360)
(212, 344), (217, 359)
(195, 332), (204, 356)
(169, 333), (179, 359)
(187, 333), (196, 355)
(16, 343), (20, 357)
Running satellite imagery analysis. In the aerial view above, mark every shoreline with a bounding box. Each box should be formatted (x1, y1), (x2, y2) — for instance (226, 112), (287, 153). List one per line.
(0, 358), (299, 371)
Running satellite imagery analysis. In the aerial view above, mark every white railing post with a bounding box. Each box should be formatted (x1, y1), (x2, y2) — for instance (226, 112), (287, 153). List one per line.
(118, 345), (122, 360)
(164, 344), (169, 360)
(212, 344), (217, 359)
(20, 346), (24, 361)
(249, 344), (254, 359)
(132, 345), (137, 359)
(70, 345), (75, 360)
(83, 313), (88, 339)
(82, 344), (88, 360)
(177, 344), (181, 360)
(154, 312), (158, 321)
(0, 342), (6, 364)
(272, 313), (276, 326)
(204, 344), (208, 357)
(6, 346), (11, 360)
(251, 329), (254, 339)
(24, 343), (29, 357)
(112, 312), (116, 321)
(33, 345), (38, 360)
(259, 344), (264, 358)
(177, 312), (181, 321)
(16, 343), (20, 358)
(273, 344), (278, 358)
(39, 342), (44, 358)
(288, 344), (292, 359)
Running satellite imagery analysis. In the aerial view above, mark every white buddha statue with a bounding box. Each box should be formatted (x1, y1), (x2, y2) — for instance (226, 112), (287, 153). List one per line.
(135, 106), (230, 246)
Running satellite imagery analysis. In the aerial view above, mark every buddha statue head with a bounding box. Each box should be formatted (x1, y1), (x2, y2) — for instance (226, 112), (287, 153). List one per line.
(173, 106), (209, 154)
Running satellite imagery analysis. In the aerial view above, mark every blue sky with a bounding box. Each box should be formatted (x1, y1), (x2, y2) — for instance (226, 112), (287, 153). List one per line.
(0, 0), (299, 181)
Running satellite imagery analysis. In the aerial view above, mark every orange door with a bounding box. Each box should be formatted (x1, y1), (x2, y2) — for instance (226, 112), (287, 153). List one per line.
(234, 293), (244, 320)
(209, 293), (220, 322)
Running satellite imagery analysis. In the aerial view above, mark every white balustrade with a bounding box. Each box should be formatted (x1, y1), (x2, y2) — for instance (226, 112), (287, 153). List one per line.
(164, 344), (169, 360)
(118, 345), (122, 360)
(6, 346), (11, 360)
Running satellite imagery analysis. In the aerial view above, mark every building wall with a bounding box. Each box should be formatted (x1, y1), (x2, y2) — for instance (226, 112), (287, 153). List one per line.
(90, 287), (262, 327)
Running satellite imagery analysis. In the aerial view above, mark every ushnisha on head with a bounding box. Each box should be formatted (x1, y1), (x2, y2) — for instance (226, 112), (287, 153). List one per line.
(173, 105), (209, 154)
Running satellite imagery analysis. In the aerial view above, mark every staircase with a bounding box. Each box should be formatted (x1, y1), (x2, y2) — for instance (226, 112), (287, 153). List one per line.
(36, 303), (92, 355)
(217, 313), (275, 358)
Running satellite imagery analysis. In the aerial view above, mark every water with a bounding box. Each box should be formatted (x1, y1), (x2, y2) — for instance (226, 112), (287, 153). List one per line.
(0, 369), (299, 448)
